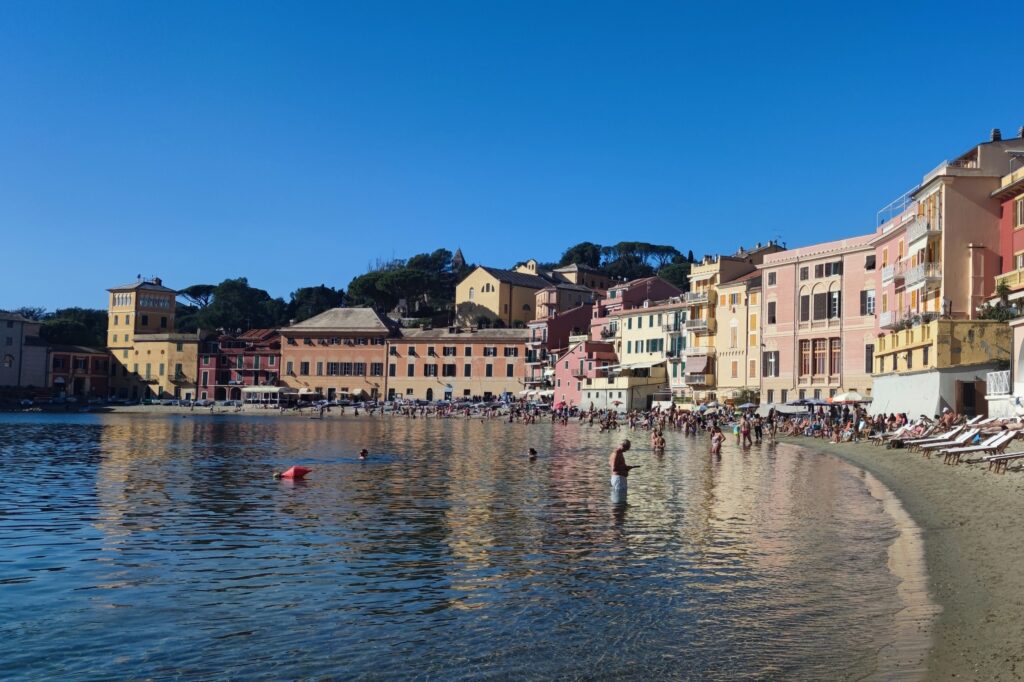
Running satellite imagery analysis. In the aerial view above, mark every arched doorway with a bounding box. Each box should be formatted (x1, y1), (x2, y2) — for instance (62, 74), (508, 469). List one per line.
(230, 387), (242, 401)
(215, 387), (227, 401)
(426, 388), (434, 402)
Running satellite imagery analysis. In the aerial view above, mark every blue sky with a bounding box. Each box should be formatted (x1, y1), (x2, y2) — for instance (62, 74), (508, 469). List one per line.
(2, 1), (1021, 310)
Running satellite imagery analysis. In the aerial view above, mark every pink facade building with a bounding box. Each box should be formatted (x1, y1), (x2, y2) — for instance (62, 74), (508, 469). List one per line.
(759, 235), (877, 405)
(525, 304), (593, 394)
(199, 328), (282, 401)
(590, 277), (682, 342)
(552, 339), (616, 408)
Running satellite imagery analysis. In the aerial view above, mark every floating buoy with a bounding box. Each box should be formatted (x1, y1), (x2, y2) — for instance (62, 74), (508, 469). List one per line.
(275, 466), (312, 480)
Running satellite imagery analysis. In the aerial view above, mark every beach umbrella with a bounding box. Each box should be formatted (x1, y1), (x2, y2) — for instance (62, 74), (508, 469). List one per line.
(737, 402), (757, 409)
(705, 401), (720, 408)
(833, 391), (868, 403)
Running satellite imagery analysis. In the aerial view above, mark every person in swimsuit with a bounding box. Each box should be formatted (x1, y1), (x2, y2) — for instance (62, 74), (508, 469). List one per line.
(609, 439), (636, 503)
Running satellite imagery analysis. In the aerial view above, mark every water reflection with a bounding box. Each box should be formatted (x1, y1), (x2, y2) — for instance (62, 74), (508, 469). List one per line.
(0, 413), (929, 680)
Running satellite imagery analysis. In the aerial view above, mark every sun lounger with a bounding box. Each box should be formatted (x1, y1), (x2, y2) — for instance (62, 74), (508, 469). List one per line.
(983, 450), (1024, 474)
(870, 425), (910, 446)
(918, 429), (979, 458)
(904, 426), (964, 450)
(941, 431), (1017, 465)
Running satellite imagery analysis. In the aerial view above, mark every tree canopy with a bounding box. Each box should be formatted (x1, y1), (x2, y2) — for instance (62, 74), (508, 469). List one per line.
(286, 285), (345, 323)
(557, 240), (686, 281)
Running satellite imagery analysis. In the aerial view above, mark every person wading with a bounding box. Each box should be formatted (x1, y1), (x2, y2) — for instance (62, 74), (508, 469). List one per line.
(609, 439), (638, 503)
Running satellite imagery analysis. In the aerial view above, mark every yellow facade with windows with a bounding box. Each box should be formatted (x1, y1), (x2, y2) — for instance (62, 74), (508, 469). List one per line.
(873, 319), (1010, 375)
(714, 276), (761, 400)
(455, 265), (547, 327)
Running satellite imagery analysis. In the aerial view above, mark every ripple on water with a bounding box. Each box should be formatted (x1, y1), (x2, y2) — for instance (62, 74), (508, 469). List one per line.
(0, 413), (932, 680)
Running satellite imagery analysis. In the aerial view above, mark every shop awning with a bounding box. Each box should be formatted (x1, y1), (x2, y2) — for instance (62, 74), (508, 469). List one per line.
(537, 389), (554, 398)
(686, 355), (709, 373)
(242, 386), (296, 394)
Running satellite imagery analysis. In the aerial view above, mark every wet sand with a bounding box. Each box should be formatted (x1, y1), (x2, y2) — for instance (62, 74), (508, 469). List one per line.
(786, 437), (1024, 681)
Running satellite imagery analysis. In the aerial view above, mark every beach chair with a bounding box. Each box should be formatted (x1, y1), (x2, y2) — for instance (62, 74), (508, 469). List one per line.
(941, 431), (1017, 465)
(903, 425), (964, 451)
(982, 450), (1024, 474)
(917, 429), (979, 458)
(871, 424), (910, 446)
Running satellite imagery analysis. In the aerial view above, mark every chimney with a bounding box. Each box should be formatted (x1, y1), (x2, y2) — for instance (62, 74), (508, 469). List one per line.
(288, 319), (296, 326)
(152, 277), (162, 286)
(991, 128), (1002, 142)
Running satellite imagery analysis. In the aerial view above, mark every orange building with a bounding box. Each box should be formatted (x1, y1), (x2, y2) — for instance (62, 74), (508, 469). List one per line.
(279, 308), (398, 400)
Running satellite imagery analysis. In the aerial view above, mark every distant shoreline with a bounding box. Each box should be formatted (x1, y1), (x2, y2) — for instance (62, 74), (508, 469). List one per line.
(784, 437), (1024, 681)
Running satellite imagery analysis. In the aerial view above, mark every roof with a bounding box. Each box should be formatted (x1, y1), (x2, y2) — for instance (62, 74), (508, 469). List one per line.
(554, 282), (593, 293)
(235, 328), (280, 341)
(479, 266), (554, 289)
(0, 311), (36, 323)
(133, 333), (202, 343)
(553, 263), (606, 275)
(399, 327), (530, 342)
(719, 270), (762, 287)
(47, 344), (108, 355)
(108, 279), (177, 294)
(283, 307), (395, 333)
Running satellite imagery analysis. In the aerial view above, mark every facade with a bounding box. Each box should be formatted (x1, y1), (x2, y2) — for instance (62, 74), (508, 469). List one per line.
(455, 260), (600, 327)
(550, 339), (616, 407)
(48, 345), (109, 398)
(0, 312), (47, 388)
(993, 162), (1024, 300)
(106, 277), (202, 401)
(524, 304), (593, 395)
(551, 263), (615, 291)
(759, 235), (876, 406)
(714, 272), (761, 403)
(580, 366), (670, 412)
(590, 277), (682, 342)
(386, 328), (528, 401)
(198, 329), (282, 401)
(279, 308), (395, 400)
(870, 131), (1024, 416)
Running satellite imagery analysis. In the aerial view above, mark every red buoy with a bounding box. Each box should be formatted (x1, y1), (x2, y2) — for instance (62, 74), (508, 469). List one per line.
(279, 466), (312, 480)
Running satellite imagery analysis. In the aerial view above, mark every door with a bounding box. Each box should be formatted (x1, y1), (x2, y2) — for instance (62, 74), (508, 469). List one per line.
(960, 381), (977, 417)
(426, 388), (433, 401)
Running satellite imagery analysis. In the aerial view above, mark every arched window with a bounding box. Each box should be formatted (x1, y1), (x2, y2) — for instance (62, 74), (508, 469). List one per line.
(468, 287), (475, 301)
(2, 354), (12, 368)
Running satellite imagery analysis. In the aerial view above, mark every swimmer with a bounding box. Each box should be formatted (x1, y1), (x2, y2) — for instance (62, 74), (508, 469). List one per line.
(359, 448), (369, 460)
(528, 447), (537, 460)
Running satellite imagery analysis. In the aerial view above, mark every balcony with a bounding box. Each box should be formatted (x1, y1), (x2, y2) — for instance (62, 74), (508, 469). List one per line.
(906, 218), (940, 247)
(685, 318), (715, 334)
(684, 373), (712, 385)
(170, 372), (189, 384)
(995, 268), (1024, 294)
(685, 291), (709, 305)
(987, 370), (1011, 397)
(879, 310), (898, 330)
(904, 263), (942, 290)
(684, 346), (715, 356)
(662, 323), (684, 334)
(880, 261), (905, 285)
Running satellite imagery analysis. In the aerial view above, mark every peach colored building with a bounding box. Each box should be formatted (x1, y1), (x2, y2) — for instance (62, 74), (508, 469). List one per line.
(387, 327), (528, 401)
(759, 234), (877, 406)
(552, 339), (616, 407)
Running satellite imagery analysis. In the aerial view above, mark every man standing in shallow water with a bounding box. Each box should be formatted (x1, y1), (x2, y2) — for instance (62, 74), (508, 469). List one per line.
(609, 439), (637, 503)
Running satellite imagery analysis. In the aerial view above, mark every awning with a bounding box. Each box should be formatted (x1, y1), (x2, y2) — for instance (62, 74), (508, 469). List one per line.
(298, 388), (320, 395)
(690, 272), (714, 282)
(543, 369), (556, 377)
(687, 355), (709, 373)
(538, 389), (554, 397)
(242, 386), (296, 394)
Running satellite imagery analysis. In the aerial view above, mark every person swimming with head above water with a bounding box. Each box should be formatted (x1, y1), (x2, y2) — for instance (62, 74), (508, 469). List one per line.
(528, 448), (537, 460)
(359, 449), (369, 460)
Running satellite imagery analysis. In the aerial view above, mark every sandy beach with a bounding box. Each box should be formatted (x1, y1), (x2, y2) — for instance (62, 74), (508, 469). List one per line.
(785, 437), (1024, 681)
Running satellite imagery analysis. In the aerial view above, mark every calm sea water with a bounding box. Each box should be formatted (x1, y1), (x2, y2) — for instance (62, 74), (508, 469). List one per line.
(0, 413), (929, 680)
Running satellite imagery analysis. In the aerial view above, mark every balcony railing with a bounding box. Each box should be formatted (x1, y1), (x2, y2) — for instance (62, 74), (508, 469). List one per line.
(879, 310), (898, 330)
(684, 373), (711, 385)
(685, 291), (709, 305)
(685, 318), (715, 334)
(662, 323), (684, 333)
(904, 263), (942, 288)
(880, 261), (906, 284)
(684, 346), (715, 356)
(995, 268), (1024, 293)
(906, 218), (940, 245)
(986, 370), (1011, 397)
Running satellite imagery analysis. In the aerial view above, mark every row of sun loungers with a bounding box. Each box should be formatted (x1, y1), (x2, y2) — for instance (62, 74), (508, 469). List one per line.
(870, 416), (1024, 473)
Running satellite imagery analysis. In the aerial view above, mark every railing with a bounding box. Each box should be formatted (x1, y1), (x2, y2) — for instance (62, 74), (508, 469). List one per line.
(995, 268), (1024, 292)
(662, 323), (683, 333)
(685, 318), (715, 333)
(876, 188), (918, 228)
(904, 263), (942, 288)
(879, 310), (897, 329)
(685, 291), (708, 304)
(684, 346), (715, 356)
(987, 370), (1011, 396)
(1000, 166), (1024, 190)
(684, 373), (710, 385)
(906, 218), (940, 245)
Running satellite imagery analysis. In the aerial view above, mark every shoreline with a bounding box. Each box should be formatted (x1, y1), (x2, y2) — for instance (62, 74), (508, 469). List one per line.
(783, 437), (1024, 681)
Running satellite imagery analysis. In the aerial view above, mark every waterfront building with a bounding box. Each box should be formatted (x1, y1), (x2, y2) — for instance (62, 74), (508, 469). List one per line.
(684, 242), (783, 403)
(870, 130), (1023, 416)
(759, 235), (876, 406)
(589, 277), (682, 343)
(550, 263), (615, 291)
(197, 328), (282, 402)
(0, 311), (47, 389)
(714, 272), (761, 404)
(551, 338), (616, 407)
(279, 308), (396, 401)
(604, 297), (690, 405)
(455, 259), (600, 327)
(48, 345), (109, 398)
(524, 304), (593, 399)
(107, 277), (201, 401)
(579, 363), (670, 412)
(386, 327), (528, 401)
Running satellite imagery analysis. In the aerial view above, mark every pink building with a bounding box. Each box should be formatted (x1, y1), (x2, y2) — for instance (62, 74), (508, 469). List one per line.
(525, 304), (593, 393)
(552, 339), (616, 407)
(590, 277), (682, 342)
(759, 234), (877, 405)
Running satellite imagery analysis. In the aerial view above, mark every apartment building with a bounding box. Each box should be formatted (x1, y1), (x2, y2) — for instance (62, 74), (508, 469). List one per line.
(386, 327), (528, 401)
(48, 345), (109, 398)
(589, 277), (682, 342)
(714, 272), (761, 402)
(551, 339), (616, 407)
(0, 311), (47, 388)
(524, 304), (592, 396)
(197, 329), (281, 401)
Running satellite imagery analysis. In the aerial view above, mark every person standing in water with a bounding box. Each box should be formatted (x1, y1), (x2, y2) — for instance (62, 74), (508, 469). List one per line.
(609, 439), (637, 503)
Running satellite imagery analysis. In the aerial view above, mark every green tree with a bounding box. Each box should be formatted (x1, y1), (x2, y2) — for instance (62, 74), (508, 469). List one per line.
(179, 284), (216, 309)
(657, 262), (691, 292)
(38, 308), (108, 346)
(558, 242), (603, 268)
(287, 285), (345, 322)
(347, 271), (398, 312)
(11, 306), (47, 320)
(376, 269), (430, 303)
(195, 278), (288, 332)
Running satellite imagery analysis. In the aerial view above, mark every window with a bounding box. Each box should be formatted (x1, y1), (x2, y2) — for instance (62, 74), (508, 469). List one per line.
(443, 346), (457, 357)
(830, 339), (841, 374)
(865, 255), (876, 270)
(1015, 253), (1024, 270)
(443, 364), (457, 377)
(506, 364), (514, 377)
(389, 364), (396, 377)
(141, 314), (149, 325)
(626, 340), (632, 354)
(906, 350), (913, 370)
(731, 361), (738, 378)
(780, 389), (788, 403)
(749, 360), (756, 378)
(354, 363), (366, 376)
(1016, 197), (1024, 229)
(503, 347), (519, 357)
(299, 362), (309, 376)
(160, 316), (168, 329)
(407, 363), (415, 376)
(483, 347), (497, 357)
(390, 346), (398, 356)
(767, 389), (774, 404)
(464, 346), (472, 357)
(767, 301), (777, 324)
(371, 363), (383, 376)
(860, 290), (876, 316)
(762, 351), (779, 377)
(813, 293), (827, 320)
(426, 346), (436, 357)
(767, 271), (777, 286)
(814, 389), (821, 400)
(749, 313), (757, 329)
(923, 345), (930, 365)
(237, 356), (245, 369)
(799, 267), (809, 281)
(813, 339), (827, 375)
(865, 344), (874, 374)
(464, 363), (472, 377)
(485, 364), (493, 377)
(286, 361), (294, 375)
(730, 326), (737, 348)
(407, 346), (416, 355)
(424, 364), (438, 377)
(316, 362), (323, 376)
(800, 295), (810, 321)
(828, 291), (841, 319)
(799, 340), (811, 375)
(468, 287), (475, 301)
(202, 370), (208, 387)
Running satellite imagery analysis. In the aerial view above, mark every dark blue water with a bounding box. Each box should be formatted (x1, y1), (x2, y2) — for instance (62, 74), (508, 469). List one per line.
(0, 413), (928, 679)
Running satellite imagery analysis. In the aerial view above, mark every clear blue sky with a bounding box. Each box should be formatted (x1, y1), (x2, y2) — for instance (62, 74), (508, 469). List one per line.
(2, 1), (1021, 310)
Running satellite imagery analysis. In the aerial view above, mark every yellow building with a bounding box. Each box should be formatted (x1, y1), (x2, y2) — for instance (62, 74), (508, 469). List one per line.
(107, 277), (201, 401)
(714, 272), (761, 403)
(456, 259), (600, 328)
